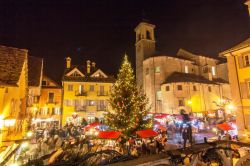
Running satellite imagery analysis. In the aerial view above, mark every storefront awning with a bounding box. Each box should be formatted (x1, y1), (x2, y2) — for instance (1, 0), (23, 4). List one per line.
(98, 131), (121, 139)
(217, 123), (235, 131)
(136, 129), (158, 138)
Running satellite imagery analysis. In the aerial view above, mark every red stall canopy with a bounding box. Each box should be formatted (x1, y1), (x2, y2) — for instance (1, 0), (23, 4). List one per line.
(98, 131), (121, 139)
(136, 129), (158, 138)
(217, 123), (235, 131)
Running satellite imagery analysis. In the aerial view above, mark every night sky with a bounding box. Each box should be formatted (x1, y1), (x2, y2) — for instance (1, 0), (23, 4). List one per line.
(0, 0), (249, 82)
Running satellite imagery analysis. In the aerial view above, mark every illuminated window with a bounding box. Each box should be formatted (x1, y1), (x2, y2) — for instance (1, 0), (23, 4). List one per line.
(89, 100), (95, 106)
(68, 85), (73, 91)
(244, 55), (250, 67)
(156, 91), (162, 100)
(178, 99), (184, 106)
(41, 107), (48, 115)
(166, 86), (170, 91)
(79, 85), (84, 93)
(212, 66), (216, 76)
(90, 85), (94, 91)
(208, 86), (212, 92)
(185, 65), (189, 73)
(53, 108), (60, 115)
(155, 66), (160, 73)
(177, 85), (182, 91)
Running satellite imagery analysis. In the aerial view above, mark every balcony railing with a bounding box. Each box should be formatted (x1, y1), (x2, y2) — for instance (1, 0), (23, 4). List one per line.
(75, 105), (87, 112)
(97, 91), (109, 96)
(75, 90), (88, 96)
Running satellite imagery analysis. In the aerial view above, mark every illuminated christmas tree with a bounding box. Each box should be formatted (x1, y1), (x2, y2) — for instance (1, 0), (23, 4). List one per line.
(106, 55), (151, 137)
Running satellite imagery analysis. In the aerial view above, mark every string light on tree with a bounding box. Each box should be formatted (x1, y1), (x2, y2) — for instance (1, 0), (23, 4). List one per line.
(105, 54), (152, 137)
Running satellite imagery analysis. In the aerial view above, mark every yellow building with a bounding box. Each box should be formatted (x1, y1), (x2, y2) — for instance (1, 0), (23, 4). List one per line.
(0, 45), (28, 146)
(220, 1), (250, 140)
(220, 38), (250, 138)
(62, 58), (115, 126)
(33, 75), (62, 128)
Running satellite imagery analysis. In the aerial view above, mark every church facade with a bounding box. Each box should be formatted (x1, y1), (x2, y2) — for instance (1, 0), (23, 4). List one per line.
(135, 22), (232, 116)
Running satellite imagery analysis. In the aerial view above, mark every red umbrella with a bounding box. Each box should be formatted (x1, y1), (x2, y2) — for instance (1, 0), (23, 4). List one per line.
(98, 131), (121, 139)
(217, 123), (235, 131)
(136, 129), (158, 138)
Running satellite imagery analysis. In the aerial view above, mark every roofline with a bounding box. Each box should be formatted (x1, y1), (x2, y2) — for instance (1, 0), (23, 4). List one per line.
(220, 44), (250, 56)
(143, 55), (193, 63)
(134, 22), (156, 32)
(161, 81), (219, 85)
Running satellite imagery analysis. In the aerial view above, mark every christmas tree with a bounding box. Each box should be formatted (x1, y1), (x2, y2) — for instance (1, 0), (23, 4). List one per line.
(106, 55), (152, 137)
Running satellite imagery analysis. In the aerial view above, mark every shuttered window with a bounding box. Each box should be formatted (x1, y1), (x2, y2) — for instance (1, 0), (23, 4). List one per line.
(241, 82), (249, 99)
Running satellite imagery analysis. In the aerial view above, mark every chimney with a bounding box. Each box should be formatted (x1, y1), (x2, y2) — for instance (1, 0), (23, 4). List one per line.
(92, 62), (96, 68)
(87, 60), (91, 74)
(66, 57), (71, 68)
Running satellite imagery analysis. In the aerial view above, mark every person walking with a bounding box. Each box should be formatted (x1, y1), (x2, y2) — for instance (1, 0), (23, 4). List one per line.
(182, 128), (188, 148)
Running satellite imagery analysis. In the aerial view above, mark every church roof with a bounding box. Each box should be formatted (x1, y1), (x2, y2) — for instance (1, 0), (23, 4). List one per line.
(28, 56), (43, 87)
(220, 38), (250, 55)
(163, 72), (228, 85)
(0, 45), (28, 86)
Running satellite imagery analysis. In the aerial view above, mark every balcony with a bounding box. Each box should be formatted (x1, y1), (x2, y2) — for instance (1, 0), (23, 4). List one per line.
(75, 90), (88, 96)
(75, 105), (87, 112)
(97, 91), (109, 96)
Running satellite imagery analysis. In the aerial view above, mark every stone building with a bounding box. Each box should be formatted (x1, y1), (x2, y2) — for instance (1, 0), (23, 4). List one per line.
(135, 22), (232, 116)
(62, 58), (115, 125)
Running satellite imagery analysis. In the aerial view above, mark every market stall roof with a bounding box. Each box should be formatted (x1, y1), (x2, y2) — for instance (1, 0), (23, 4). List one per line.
(217, 123), (235, 131)
(85, 122), (102, 130)
(154, 114), (169, 119)
(98, 131), (121, 139)
(136, 129), (158, 138)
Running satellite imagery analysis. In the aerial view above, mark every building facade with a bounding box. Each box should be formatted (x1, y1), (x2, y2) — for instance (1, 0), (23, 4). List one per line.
(27, 56), (43, 126)
(34, 75), (62, 127)
(135, 22), (232, 116)
(219, 0), (250, 140)
(0, 45), (29, 146)
(62, 58), (115, 126)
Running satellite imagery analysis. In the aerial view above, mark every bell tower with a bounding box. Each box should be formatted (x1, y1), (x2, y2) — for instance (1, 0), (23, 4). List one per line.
(134, 21), (156, 88)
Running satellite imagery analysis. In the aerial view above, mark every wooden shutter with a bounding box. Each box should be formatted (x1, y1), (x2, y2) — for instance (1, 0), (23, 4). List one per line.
(238, 55), (244, 68)
(241, 82), (248, 99)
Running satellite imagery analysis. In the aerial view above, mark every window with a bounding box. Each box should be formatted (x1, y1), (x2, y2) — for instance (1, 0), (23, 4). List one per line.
(68, 85), (73, 91)
(178, 99), (184, 106)
(166, 86), (170, 91)
(208, 86), (212, 92)
(48, 92), (54, 103)
(184, 65), (189, 73)
(146, 30), (151, 40)
(177, 85), (182, 91)
(244, 55), (250, 67)
(212, 66), (216, 76)
(41, 107), (48, 115)
(146, 68), (149, 75)
(89, 100), (95, 106)
(72, 71), (81, 77)
(90, 85), (94, 91)
(156, 91), (162, 100)
(79, 85), (84, 93)
(155, 66), (160, 73)
(5, 88), (8, 93)
(53, 108), (60, 115)
(42, 80), (47, 86)
(193, 85), (197, 91)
